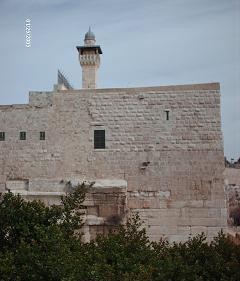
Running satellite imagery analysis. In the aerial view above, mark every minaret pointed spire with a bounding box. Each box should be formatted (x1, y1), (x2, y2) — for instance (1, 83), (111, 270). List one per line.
(84, 26), (95, 46)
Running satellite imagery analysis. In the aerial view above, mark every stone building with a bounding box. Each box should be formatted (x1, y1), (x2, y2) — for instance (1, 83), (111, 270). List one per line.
(0, 28), (227, 242)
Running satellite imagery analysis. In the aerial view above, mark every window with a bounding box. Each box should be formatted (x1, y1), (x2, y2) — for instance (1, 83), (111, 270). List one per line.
(20, 131), (26, 140)
(40, 131), (45, 140)
(94, 130), (105, 149)
(165, 110), (170, 121)
(0, 132), (5, 141)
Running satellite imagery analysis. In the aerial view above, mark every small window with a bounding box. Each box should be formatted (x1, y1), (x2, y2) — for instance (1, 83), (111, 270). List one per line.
(165, 110), (170, 121)
(94, 130), (105, 149)
(0, 132), (5, 141)
(40, 131), (45, 140)
(20, 131), (26, 140)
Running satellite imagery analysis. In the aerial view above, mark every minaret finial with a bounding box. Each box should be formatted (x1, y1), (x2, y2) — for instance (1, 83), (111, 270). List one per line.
(84, 27), (95, 46)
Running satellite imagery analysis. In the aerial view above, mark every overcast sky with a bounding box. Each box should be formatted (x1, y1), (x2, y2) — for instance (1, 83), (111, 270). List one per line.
(0, 0), (239, 159)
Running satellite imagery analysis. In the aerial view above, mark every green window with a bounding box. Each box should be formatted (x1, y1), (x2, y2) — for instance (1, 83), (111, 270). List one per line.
(0, 132), (5, 141)
(94, 130), (105, 149)
(40, 131), (45, 140)
(20, 131), (26, 140)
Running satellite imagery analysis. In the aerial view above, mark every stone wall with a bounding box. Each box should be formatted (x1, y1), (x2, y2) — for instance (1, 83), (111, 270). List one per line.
(5, 178), (127, 241)
(0, 83), (226, 241)
(224, 168), (240, 227)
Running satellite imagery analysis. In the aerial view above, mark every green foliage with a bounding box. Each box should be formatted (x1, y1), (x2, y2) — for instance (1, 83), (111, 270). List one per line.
(60, 182), (88, 237)
(77, 214), (154, 281)
(0, 189), (240, 281)
(0, 183), (87, 252)
(0, 184), (87, 281)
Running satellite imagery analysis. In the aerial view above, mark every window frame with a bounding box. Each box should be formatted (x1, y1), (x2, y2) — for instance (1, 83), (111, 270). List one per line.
(19, 131), (26, 140)
(40, 131), (45, 140)
(0, 132), (5, 141)
(94, 129), (105, 149)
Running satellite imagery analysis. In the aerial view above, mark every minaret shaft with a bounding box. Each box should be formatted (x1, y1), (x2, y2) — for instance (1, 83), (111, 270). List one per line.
(76, 28), (102, 89)
(81, 65), (97, 89)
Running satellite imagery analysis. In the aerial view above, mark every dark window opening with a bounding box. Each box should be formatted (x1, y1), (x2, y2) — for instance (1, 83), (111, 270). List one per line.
(0, 132), (5, 141)
(165, 110), (170, 121)
(94, 130), (105, 149)
(20, 131), (26, 140)
(40, 131), (45, 140)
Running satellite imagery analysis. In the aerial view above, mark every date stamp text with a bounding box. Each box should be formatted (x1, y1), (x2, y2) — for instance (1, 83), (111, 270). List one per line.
(25, 19), (31, 47)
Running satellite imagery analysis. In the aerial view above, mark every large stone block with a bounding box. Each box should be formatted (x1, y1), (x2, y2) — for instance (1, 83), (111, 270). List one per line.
(6, 180), (28, 191)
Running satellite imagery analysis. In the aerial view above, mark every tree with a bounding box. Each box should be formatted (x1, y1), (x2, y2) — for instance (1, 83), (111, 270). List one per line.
(75, 214), (154, 281)
(0, 183), (87, 281)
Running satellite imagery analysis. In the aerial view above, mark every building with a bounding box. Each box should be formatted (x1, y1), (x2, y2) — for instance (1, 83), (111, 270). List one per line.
(0, 28), (227, 242)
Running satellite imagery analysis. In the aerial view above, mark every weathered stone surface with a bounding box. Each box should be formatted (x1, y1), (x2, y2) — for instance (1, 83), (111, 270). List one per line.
(224, 167), (240, 239)
(0, 82), (226, 241)
(6, 180), (28, 191)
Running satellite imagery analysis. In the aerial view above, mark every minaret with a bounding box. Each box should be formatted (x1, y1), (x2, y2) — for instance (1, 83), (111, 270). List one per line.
(76, 27), (102, 89)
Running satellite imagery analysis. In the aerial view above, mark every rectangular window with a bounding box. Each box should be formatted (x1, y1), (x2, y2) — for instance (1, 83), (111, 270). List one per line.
(94, 130), (105, 149)
(165, 110), (170, 121)
(40, 131), (45, 140)
(0, 132), (5, 141)
(20, 131), (26, 140)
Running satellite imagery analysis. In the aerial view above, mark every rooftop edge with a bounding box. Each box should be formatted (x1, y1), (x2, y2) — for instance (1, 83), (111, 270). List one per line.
(57, 82), (220, 93)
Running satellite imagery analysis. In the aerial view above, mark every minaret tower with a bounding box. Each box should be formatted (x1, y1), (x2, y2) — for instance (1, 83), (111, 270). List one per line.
(76, 27), (102, 89)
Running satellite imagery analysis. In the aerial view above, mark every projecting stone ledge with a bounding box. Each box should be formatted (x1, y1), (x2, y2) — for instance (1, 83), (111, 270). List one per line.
(92, 179), (127, 189)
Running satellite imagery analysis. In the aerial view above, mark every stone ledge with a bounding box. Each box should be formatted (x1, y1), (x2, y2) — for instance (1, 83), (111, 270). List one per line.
(9, 190), (65, 196)
(93, 179), (127, 189)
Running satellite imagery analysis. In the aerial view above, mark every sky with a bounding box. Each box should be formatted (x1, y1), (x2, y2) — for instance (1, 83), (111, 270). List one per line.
(0, 0), (239, 160)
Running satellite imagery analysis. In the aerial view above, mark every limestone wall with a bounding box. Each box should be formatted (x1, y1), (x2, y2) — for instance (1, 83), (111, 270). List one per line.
(5, 178), (127, 241)
(0, 83), (226, 241)
(224, 168), (240, 228)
